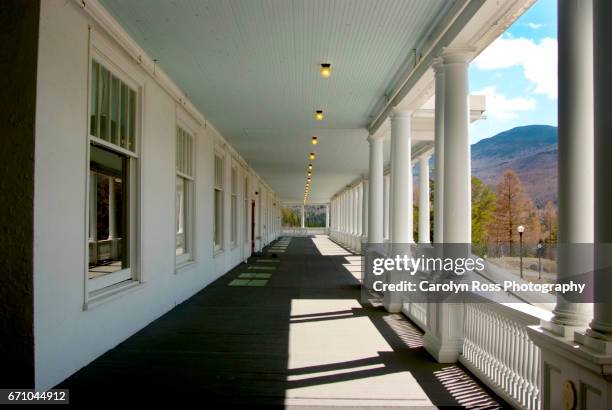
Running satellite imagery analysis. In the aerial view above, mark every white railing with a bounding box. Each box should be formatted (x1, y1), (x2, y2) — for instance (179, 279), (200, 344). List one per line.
(460, 295), (546, 410)
(329, 229), (362, 252)
(401, 298), (428, 331)
(282, 227), (328, 236)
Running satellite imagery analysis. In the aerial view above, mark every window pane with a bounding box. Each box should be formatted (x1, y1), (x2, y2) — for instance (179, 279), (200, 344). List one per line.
(176, 176), (186, 256)
(120, 84), (128, 148)
(214, 189), (223, 248)
(111, 76), (120, 145)
(231, 195), (237, 244)
(90, 61), (99, 137)
(99, 67), (110, 141)
(129, 89), (136, 151)
(89, 145), (128, 279)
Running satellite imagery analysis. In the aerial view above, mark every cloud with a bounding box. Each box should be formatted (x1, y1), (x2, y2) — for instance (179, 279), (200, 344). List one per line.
(473, 36), (557, 99)
(526, 23), (544, 29)
(474, 86), (536, 120)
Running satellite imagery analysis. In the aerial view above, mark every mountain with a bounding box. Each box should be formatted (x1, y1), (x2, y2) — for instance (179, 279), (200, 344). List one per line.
(471, 125), (558, 207)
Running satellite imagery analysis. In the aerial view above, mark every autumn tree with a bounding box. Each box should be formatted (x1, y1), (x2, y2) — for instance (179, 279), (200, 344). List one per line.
(489, 170), (540, 249)
(541, 201), (558, 244)
(472, 176), (496, 246)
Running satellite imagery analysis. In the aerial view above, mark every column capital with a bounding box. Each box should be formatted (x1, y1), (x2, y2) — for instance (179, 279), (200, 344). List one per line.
(419, 152), (432, 162)
(390, 107), (413, 119)
(367, 133), (385, 143)
(432, 57), (445, 74)
(441, 47), (476, 64)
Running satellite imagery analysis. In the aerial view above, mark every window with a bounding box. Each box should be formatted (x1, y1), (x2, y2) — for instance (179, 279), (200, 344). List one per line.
(244, 175), (249, 243)
(214, 154), (224, 253)
(88, 59), (138, 292)
(176, 126), (195, 265)
(230, 165), (238, 247)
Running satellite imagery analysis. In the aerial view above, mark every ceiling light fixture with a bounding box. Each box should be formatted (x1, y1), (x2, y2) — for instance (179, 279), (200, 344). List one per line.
(315, 110), (324, 121)
(308, 164), (313, 170)
(320, 63), (332, 78)
(309, 152), (315, 160)
(311, 136), (318, 145)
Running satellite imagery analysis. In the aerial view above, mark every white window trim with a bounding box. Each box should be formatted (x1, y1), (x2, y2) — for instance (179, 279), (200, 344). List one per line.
(213, 149), (225, 256)
(230, 163), (238, 249)
(84, 30), (145, 306)
(244, 173), (250, 244)
(175, 118), (197, 270)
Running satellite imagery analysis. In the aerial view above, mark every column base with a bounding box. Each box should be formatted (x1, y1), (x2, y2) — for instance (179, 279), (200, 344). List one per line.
(528, 325), (612, 409)
(382, 293), (402, 313)
(422, 331), (461, 363)
(576, 330), (612, 355)
(541, 319), (588, 340)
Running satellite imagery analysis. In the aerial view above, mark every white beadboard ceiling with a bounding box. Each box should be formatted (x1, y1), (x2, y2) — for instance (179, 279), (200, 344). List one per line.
(101, 0), (451, 202)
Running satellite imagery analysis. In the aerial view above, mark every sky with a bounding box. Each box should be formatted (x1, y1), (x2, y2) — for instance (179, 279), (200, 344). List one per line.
(469, 0), (557, 144)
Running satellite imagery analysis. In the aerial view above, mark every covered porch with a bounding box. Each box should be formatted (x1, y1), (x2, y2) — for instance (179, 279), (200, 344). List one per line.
(59, 235), (504, 407)
(3, 0), (612, 407)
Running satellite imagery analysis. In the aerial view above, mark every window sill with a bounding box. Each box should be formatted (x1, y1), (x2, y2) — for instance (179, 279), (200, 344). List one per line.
(175, 260), (196, 273)
(83, 279), (145, 311)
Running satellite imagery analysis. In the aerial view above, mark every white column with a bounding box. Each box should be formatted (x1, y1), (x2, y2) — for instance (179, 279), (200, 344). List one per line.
(355, 187), (361, 236)
(418, 155), (431, 244)
(384, 109), (413, 313)
(367, 134), (384, 243)
(340, 196), (346, 233)
(352, 189), (356, 235)
(361, 179), (369, 240)
(433, 60), (445, 243)
(336, 198), (339, 232)
(383, 174), (390, 241)
(441, 49), (472, 244)
(301, 204), (305, 228)
(341, 194), (345, 232)
(325, 204), (330, 229)
(347, 191), (352, 235)
(423, 48), (472, 363)
(334, 200), (338, 231)
(390, 109), (413, 243)
(546, 0), (594, 332)
(590, 0), (612, 339)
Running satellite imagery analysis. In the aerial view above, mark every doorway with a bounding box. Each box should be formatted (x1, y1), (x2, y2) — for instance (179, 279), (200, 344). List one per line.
(251, 200), (256, 256)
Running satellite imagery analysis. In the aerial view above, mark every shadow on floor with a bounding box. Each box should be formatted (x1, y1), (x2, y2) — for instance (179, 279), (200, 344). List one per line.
(58, 236), (508, 408)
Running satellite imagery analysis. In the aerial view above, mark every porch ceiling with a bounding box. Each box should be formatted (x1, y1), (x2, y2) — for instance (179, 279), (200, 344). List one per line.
(100, 0), (452, 202)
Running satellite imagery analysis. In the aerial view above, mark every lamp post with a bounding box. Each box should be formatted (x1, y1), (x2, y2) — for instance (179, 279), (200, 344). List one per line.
(518, 225), (525, 279)
(537, 241), (543, 280)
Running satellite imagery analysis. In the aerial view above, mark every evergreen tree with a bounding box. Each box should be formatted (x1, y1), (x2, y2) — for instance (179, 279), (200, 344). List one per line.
(471, 176), (496, 246)
(542, 201), (558, 244)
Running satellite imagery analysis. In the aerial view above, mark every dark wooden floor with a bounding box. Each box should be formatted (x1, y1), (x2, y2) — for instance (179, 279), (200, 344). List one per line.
(58, 236), (507, 407)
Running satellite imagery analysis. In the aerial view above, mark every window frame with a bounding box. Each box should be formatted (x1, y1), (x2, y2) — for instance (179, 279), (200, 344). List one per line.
(175, 121), (196, 268)
(244, 174), (249, 244)
(85, 32), (143, 299)
(213, 150), (225, 255)
(230, 164), (238, 248)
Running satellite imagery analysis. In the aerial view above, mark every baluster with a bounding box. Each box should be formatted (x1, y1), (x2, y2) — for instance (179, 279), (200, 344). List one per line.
(463, 304), (471, 360)
(512, 323), (522, 402)
(519, 329), (528, 407)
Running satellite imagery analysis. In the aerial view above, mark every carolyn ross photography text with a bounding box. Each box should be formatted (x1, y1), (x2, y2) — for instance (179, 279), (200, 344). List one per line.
(372, 280), (586, 295)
